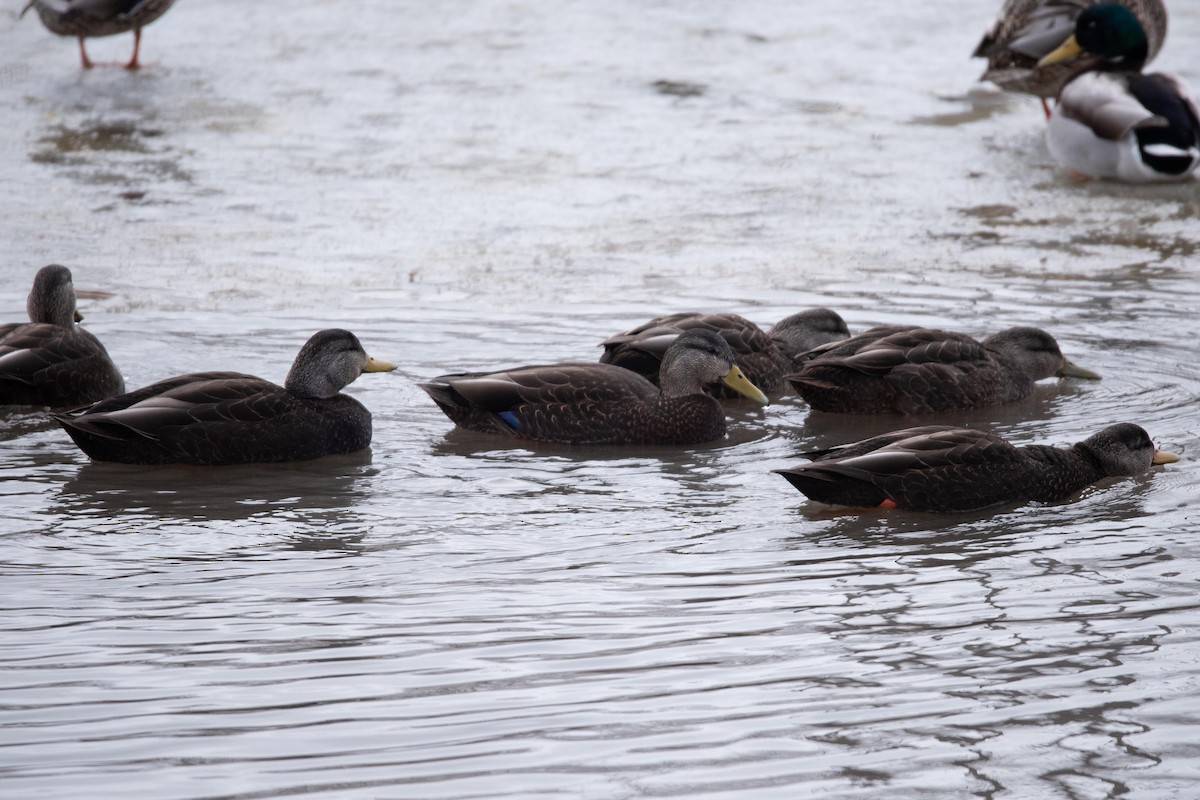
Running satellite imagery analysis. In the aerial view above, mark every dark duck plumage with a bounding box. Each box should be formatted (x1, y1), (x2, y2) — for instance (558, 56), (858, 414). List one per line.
(421, 329), (770, 445)
(1038, 4), (1200, 182)
(786, 325), (1099, 415)
(598, 309), (849, 395)
(52, 329), (396, 465)
(776, 423), (1180, 512)
(973, 0), (1167, 102)
(1, 264), (125, 408)
(21, 0), (177, 70)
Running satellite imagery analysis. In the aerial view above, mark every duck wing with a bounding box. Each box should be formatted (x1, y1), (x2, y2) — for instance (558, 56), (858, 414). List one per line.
(0, 323), (124, 406)
(778, 427), (1036, 511)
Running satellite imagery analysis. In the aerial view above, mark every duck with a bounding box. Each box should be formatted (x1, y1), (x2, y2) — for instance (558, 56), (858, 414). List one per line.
(599, 308), (849, 395)
(786, 325), (1099, 414)
(973, 0), (1167, 113)
(1, 264), (125, 408)
(52, 329), (396, 465)
(1038, 4), (1200, 182)
(775, 423), (1179, 512)
(421, 329), (770, 445)
(20, 0), (177, 70)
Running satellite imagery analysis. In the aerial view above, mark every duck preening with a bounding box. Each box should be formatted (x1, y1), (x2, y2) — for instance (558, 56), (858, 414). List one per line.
(775, 423), (1180, 512)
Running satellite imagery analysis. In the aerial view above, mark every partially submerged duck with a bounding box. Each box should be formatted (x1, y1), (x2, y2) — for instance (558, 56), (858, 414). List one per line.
(775, 423), (1179, 512)
(599, 309), (849, 394)
(21, 0), (177, 70)
(422, 329), (769, 445)
(1, 264), (124, 408)
(973, 0), (1167, 106)
(53, 329), (396, 465)
(786, 325), (1099, 414)
(1039, 4), (1199, 182)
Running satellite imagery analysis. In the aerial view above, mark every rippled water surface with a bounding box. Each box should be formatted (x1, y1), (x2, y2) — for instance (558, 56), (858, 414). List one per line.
(2, 1), (1199, 798)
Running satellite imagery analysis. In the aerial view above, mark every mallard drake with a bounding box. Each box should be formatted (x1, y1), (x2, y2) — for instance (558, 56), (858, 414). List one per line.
(973, 0), (1167, 106)
(1038, 4), (1200, 181)
(599, 309), (849, 394)
(53, 329), (396, 465)
(786, 325), (1099, 414)
(775, 423), (1179, 512)
(1, 264), (125, 408)
(20, 0), (177, 70)
(421, 329), (770, 445)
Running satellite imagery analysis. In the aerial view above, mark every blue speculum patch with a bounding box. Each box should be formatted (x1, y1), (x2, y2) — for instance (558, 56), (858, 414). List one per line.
(498, 411), (520, 429)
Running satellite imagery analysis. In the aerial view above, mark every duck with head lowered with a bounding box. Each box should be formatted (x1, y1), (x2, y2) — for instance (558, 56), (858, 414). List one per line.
(1039, 3), (1199, 181)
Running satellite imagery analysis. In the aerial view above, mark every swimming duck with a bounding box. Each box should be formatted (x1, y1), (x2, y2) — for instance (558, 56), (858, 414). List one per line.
(786, 325), (1099, 414)
(775, 423), (1179, 512)
(21, 0), (177, 70)
(973, 0), (1167, 109)
(1038, 4), (1200, 182)
(1, 264), (125, 408)
(421, 329), (769, 445)
(53, 329), (396, 465)
(599, 309), (849, 394)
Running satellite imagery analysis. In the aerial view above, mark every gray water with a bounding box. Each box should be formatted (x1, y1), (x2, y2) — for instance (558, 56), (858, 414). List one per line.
(2, 1), (1199, 798)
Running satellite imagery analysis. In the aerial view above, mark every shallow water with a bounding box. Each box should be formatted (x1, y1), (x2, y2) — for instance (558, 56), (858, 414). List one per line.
(2, 1), (1199, 798)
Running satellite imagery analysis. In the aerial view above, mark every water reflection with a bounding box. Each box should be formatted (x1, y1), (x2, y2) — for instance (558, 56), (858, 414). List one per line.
(54, 451), (376, 531)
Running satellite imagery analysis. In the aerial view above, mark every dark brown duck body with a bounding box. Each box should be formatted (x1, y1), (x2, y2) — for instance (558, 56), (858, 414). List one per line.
(600, 309), (848, 394)
(786, 326), (1098, 414)
(53, 329), (396, 466)
(775, 423), (1179, 512)
(423, 329), (769, 446)
(1, 264), (124, 408)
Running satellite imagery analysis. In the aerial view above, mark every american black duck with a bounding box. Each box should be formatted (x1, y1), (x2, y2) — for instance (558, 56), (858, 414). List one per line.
(775, 423), (1179, 512)
(599, 308), (849, 394)
(1, 264), (125, 408)
(973, 0), (1167, 107)
(422, 329), (770, 445)
(21, 0), (177, 69)
(53, 329), (396, 465)
(786, 325), (1099, 414)
(1039, 4), (1199, 182)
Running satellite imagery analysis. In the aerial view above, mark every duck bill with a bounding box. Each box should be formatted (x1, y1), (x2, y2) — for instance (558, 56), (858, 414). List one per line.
(1058, 359), (1101, 380)
(1152, 449), (1181, 465)
(1037, 35), (1084, 68)
(74, 309), (84, 323)
(722, 365), (769, 405)
(363, 355), (398, 373)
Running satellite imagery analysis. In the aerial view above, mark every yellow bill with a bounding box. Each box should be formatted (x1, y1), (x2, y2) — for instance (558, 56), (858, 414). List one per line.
(1152, 449), (1181, 465)
(364, 355), (398, 373)
(722, 365), (769, 405)
(1038, 35), (1085, 67)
